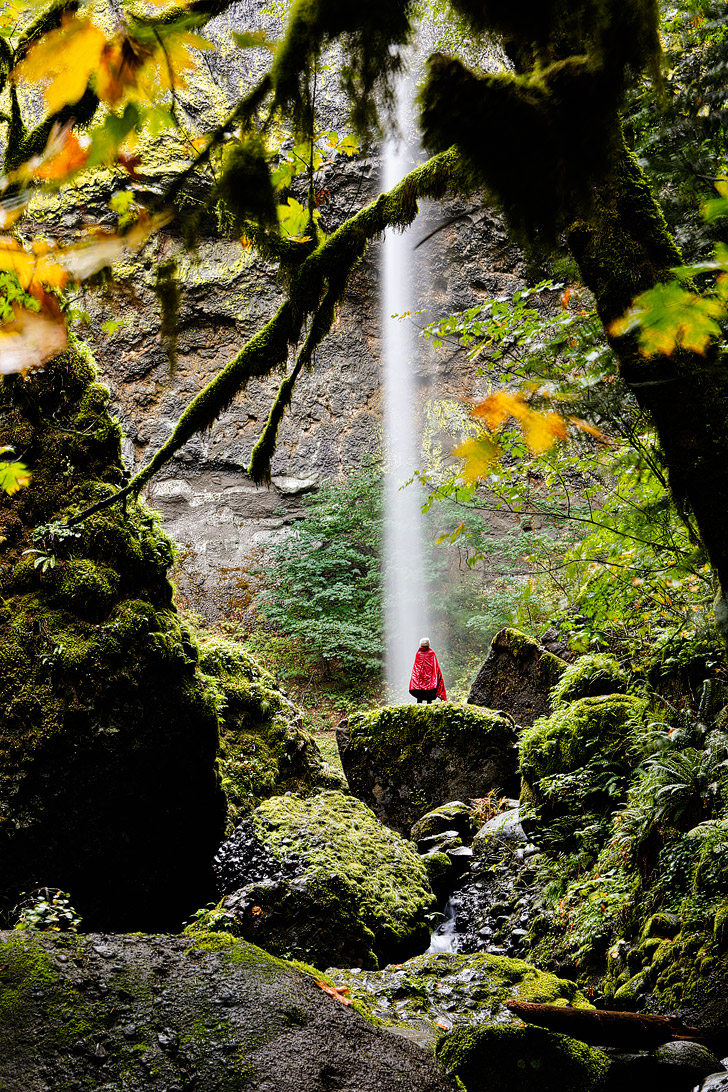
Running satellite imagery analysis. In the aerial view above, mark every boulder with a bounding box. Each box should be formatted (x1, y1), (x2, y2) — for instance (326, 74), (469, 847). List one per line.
(550, 654), (628, 709)
(199, 791), (434, 969)
(0, 346), (227, 931)
(411, 801), (478, 844)
(328, 950), (592, 1042)
(0, 931), (454, 1092)
(519, 694), (647, 790)
(435, 1023), (609, 1092)
(339, 703), (517, 834)
(198, 635), (345, 832)
(467, 628), (567, 727)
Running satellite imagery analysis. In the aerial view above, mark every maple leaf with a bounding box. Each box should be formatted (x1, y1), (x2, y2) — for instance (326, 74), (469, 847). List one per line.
(95, 34), (153, 106)
(32, 130), (89, 182)
(471, 391), (567, 455)
(472, 390), (526, 430)
(610, 281), (724, 357)
(13, 14), (106, 113)
(452, 435), (500, 483)
(314, 980), (352, 1006)
(521, 409), (567, 453)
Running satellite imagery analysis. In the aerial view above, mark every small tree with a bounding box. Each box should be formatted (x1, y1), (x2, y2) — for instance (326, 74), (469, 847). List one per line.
(257, 462), (384, 678)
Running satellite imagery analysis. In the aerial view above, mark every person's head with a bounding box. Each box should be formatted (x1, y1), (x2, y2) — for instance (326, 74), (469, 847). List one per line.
(419, 637), (430, 649)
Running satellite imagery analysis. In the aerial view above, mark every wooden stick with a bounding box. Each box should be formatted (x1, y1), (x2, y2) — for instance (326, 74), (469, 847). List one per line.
(506, 1000), (707, 1050)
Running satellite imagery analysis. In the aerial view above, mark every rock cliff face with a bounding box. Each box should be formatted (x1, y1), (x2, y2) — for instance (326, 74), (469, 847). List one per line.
(57, 5), (526, 618)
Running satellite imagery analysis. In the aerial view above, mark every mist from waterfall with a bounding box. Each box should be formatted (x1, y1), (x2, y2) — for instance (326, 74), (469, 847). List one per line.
(382, 75), (431, 701)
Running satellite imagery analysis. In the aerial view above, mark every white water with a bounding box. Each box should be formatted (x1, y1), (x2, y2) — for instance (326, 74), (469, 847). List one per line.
(382, 75), (431, 701)
(427, 898), (460, 954)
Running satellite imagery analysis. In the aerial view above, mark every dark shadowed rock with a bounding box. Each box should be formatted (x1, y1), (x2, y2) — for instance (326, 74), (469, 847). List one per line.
(467, 628), (567, 727)
(339, 703), (518, 835)
(0, 931), (455, 1092)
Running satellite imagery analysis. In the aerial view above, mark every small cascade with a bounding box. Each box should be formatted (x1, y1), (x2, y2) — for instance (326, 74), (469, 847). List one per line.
(427, 897), (460, 954)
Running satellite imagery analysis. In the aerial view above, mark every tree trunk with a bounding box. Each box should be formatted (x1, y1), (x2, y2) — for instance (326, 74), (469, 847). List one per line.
(567, 135), (728, 639)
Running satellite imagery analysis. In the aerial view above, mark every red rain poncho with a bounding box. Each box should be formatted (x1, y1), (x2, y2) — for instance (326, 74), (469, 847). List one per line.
(409, 647), (447, 700)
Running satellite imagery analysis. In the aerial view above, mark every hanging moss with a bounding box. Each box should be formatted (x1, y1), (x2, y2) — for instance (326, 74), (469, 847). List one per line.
(154, 257), (181, 372)
(214, 133), (279, 236)
(270, 0), (414, 135)
(96, 147), (460, 511)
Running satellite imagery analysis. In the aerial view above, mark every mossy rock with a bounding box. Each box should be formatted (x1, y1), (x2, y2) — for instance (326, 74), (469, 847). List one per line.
(467, 627), (567, 727)
(0, 345), (227, 930)
(339, 703), (517, 835)
(519, 693), (646, 787)
(195, 790), (435, 969)
(328, 949), (592, 1041)
(411, 801), (478, 844)
(435, 1023), (609, 1092)
(198, 634), (345, 832)
(550, 654), (628, 708)
(0, 930), (454, 1092)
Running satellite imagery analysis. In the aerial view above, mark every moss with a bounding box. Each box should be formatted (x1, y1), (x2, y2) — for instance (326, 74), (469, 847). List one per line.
(0, 345), (226, 930)
(411, 801), (477, 843)
(193, 790), (434, 969)
(519, 694), (646, 785)
(435, 1023), (610, 1092)
(197, 634), (343, 831)
(550, 654), (628, 708)
(121, 148), (459, 500)
(328, 950), (591, 1035)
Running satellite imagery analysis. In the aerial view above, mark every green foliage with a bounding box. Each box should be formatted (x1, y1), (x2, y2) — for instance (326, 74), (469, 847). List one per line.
(257, 461), (383, 677)
(0, 446), (30, 495)
(421, 281), (714, 661)
(13, 889), (81, 932)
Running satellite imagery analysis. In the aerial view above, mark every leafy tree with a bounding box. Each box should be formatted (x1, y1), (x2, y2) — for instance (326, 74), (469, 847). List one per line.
(256, 462), (384, 677)
(4, 0), (728, 647)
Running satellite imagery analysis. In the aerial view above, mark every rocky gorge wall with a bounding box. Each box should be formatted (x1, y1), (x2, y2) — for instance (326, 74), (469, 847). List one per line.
(57, 4), (527, 620)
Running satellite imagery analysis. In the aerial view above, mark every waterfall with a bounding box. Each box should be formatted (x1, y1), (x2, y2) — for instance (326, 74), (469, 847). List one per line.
(382, 74), (431, 701)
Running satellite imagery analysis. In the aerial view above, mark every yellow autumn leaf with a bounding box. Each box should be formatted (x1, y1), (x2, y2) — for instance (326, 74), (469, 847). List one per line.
(520, 410), (567, 453)
(0, 240), (70, 290)
(472, 390), (526, 430)
(0, 304), (68, 374)
(452, 436), (500, 483)
(13, 14), (106, 113)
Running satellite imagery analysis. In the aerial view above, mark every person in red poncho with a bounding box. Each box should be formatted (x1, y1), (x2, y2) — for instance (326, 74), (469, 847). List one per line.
(409, 638), (447, 703)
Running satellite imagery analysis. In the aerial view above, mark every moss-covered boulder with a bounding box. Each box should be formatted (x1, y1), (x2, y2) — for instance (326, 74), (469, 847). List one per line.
(339, 703), (517, 834)
(467, 628), (567, 727)
(411, 801), (478, 845)
(196, 790), (435, 968)
(550, 654), (628, 708)
(435, 1023), (609, 1092)
(0, 931), (454, 1092)
(328, 950), (592, 1041)
(520, 694), (646, 788)
(198, 635), (345, 832)
(0, 344), (228, 930)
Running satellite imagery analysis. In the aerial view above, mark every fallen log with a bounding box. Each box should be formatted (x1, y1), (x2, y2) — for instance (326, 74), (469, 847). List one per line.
(505, 1000), (707, 1050)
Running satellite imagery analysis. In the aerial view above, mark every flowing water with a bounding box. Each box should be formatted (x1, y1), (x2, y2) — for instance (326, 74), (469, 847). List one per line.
(382, 74), (432, 700)
(427, 897), (460, 954)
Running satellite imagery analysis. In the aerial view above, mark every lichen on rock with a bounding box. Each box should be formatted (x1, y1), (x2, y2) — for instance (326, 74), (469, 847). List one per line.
(194, 790), (435, 969)
(339, 703), (517, 835)
(467, 627), (567, 727)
